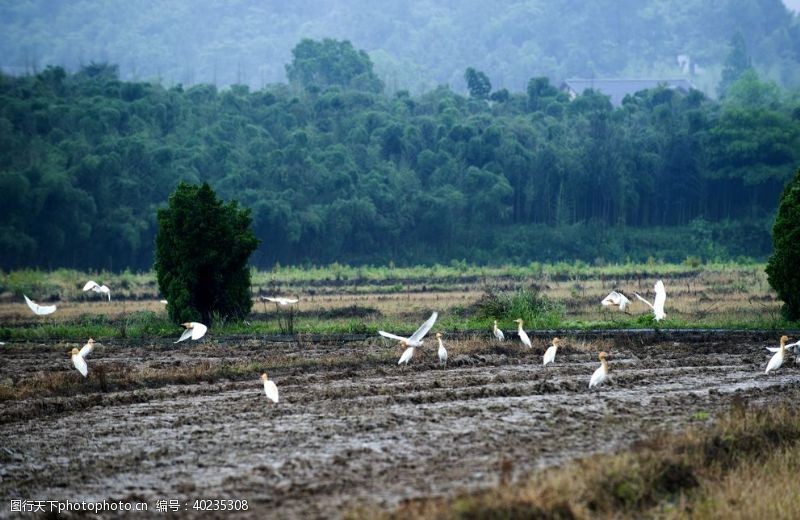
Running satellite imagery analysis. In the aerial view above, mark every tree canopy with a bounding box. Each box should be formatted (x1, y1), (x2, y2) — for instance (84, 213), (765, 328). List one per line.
(766, 169), (800, 321)
(155, 182), (258, 324)
(0, 39), (798, 271)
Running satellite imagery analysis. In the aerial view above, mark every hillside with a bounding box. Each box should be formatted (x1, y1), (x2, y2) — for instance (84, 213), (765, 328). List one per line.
(1, 0), (799, 94)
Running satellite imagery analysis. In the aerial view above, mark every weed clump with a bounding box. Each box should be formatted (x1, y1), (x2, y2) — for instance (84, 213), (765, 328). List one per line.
(477, 287), (564, 328)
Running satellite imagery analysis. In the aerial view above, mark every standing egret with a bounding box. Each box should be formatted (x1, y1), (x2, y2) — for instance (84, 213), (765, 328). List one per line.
(544, 338), (561, 366)
(23, 295), (56, 316)
(82, 281), (111, 301)
(589, 352), (609, 388)
(436, 332), (447, 367)
(492, 320), (505, 341)
(601, 291), (630, 311)
(634, 280), (667, 321)
(261, 373), (279, 403)
(175, 322), (208, 343)
(70, 339), (95, 377)
(766, 335), (790, 374)
(379, 312), (438, 366)
(513, 319), (531, 348)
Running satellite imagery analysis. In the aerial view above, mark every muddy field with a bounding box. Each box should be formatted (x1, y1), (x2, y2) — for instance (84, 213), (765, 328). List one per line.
(2, 330), (800, 519)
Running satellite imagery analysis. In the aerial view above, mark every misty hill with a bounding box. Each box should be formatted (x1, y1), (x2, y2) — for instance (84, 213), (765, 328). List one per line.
(1, 0), (799, 95)
(1, 37), (796, 271)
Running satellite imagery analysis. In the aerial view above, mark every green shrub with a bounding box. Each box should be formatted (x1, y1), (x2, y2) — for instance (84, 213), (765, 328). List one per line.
(478, 287), (564, 328)
(766, 169), (800, 321)
(155, 182), (259, 324)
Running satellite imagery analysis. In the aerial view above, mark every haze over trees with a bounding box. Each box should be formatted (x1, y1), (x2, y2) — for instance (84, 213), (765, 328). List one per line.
(0, 33), (797, 271)
(1, 0), (799, 95)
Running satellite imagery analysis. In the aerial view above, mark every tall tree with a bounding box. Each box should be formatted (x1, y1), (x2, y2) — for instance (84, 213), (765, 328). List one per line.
(718, 31), (752, 98)
(766, 169), (800, 321)
(464, 67), (492, 100)
(155, 182), (259, 324)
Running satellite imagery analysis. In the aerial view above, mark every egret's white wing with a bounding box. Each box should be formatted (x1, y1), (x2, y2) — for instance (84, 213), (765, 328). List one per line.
(264, 380), (279, 403)
(765, 351), (784, 374)
(190, 322), (208, 340)
(543, 346), (557, 365)
(82, 281), (99, 291)
(282, 298), (299, 304)
(78, 342), (94, 358)
(24, 295), (56, 316)
(494, 328), (505, 341)
(398, 346), (415, 365)
(634, 293), (655, 311)
(98, 285), (111, 301)
(653, 280), (666, 317)
(409, 312), (438, 343)
(263, 297), (280, 303)
(175, 328), (193, 343)
(589, 365), (607, 388)
(438, 345), (447, 363)
(601, 291), (621, 306)
(378, 330), (409, 342)
(72, 355), (88, 377)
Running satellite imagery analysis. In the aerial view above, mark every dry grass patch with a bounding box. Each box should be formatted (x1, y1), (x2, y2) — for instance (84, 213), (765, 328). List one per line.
(369, 398), (800, 520)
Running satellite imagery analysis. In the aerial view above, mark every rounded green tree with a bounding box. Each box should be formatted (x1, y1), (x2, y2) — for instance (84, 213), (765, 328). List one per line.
(155, 182), (259, 324)
(766, 169), (800, 321)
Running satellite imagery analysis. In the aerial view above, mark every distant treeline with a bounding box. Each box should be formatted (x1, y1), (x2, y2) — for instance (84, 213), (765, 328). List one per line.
(0, 49), (796, 270)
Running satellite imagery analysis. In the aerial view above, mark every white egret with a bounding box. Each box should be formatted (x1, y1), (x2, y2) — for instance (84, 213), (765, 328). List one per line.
(492, 320), (505, 341)
(82, 280), (111, 301)
(70, 339), (95, 377)
(601, 291), (630, 311)
(543, 337), (561, 366)
(513, 319), (531, 348)
(634, 280), (666, 321)
(174, 322), (208, 343)
(379, 312), (438, 366)
(261, 296), (299, 305)
(261, 373), (279, 403)
(23, 295), (56, 316)
(436, 332), (447, 367)
(589, 351), (609, 388)
(766, 335), (790, 374)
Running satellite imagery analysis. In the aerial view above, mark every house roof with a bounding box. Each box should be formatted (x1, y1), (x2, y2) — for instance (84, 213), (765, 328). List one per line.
(561, 78), (695, 107)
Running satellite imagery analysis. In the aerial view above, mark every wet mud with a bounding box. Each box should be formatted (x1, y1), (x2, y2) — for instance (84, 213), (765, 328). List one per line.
(2, 331), (800, 518)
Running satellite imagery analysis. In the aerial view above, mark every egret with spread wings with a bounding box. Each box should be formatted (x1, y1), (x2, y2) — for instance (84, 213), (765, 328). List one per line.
(379, 312), (438, 365)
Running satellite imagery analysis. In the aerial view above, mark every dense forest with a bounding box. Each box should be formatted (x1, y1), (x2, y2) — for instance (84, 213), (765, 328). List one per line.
(1, 0), (799, 95)
(0, 37), (798, 271)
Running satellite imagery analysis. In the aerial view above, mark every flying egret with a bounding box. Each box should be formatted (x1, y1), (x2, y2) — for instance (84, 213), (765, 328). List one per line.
(766, 335), (790, 374)
(601, 291), (630, 311)
(436, 332), (447, 367)
(70, 339), (95, 377)
(493, 320), (505, 341)
(634, 280), (666, 321)
(261, 296), (299, 305)
(82, 280), (111, 301)
(379, 312), (438, 366)
(23, 295), (56, 316)
(174, 322), (208, 343)
(589, 351), (609, 388)
(261, 373), (279, 403)
(544, 337), (561, 366)
(513, 319), (531, 348)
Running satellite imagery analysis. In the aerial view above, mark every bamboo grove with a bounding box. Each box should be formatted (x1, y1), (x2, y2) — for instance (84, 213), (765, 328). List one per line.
(0, 42), (797, 270)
